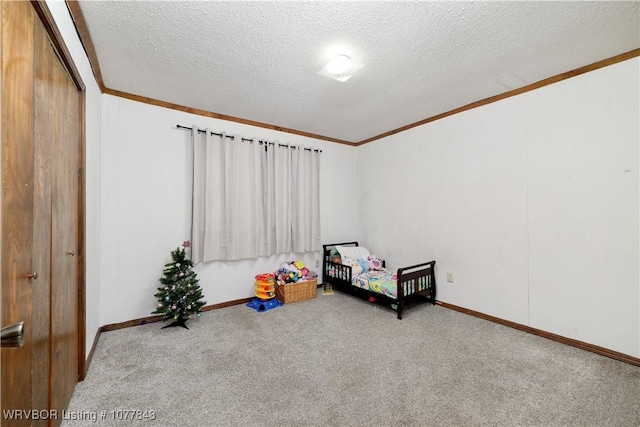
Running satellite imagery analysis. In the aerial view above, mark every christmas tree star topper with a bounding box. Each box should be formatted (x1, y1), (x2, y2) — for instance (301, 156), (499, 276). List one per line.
(182, 240), (192, 248)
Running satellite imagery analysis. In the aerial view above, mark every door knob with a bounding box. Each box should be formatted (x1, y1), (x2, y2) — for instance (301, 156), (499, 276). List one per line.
(66, 251), (75, 256)
(1, 321), (25, 348)
(25, 272), (38, 280)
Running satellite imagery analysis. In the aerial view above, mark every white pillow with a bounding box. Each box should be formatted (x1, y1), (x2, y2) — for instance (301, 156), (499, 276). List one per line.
(336, 245), (370, 261)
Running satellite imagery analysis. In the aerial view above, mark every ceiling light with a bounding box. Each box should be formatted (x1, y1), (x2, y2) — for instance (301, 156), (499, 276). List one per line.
(325, 54), (351, 74)
(318, 54), (363, 82)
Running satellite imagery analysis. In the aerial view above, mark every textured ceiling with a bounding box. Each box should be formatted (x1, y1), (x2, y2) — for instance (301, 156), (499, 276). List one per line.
(77, 1), (639, 143)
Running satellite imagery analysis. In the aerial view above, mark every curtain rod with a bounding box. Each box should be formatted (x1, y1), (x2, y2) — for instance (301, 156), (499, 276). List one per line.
(176, 124), (322, 153)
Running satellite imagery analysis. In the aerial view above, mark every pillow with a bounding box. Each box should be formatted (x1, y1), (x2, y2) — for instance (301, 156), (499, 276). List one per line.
(336, 245), (370, 262)
(342, 256), (363, 276)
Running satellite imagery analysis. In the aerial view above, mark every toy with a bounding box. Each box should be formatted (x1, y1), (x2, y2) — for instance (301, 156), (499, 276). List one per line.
(329, 248), (342, 264)
(254, 273), (275, 300)
(276, 260), (314, 283)
(367, 256), (382, 270)
(322, 279), (333, 296)
(248, 272), (283, 312)
(357, 258), (369, 273)
(246, 297), (282, 312)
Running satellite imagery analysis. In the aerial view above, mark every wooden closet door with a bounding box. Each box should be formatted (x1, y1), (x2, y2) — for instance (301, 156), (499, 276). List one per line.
(1, 2), (36, 425)
(49, 38), (80, 419)
(32, 13), (55, 426)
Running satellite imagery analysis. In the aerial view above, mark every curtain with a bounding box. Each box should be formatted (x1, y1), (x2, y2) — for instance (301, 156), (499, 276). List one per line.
(291, 147), (321, 252)
(192, 127), (268, 262)
(192, 126), (321, 263)
(265, 142), (292, 254)
(191, 127), (207, 263)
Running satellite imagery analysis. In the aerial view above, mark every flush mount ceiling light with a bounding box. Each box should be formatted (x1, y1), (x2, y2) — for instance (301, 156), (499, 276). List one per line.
(318, 54), (363, 82)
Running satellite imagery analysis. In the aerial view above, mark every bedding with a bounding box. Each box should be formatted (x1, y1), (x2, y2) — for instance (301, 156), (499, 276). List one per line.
(353, 269), (398, 299)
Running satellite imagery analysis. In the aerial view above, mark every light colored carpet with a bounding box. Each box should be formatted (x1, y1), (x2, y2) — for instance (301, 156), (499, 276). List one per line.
(62, 291), (639, 426)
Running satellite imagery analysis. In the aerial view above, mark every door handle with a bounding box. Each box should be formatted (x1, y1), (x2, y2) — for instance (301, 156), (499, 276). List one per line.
(1, 321), (25, 348)
(25, 272), (38, 280)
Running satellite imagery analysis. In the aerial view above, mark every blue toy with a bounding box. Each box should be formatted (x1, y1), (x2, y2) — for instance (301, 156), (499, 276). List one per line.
(246, 297), (283, 312)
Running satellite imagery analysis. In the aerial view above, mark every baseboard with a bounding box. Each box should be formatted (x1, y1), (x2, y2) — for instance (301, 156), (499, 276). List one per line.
(200, 297), (253, 312)
(436, 301), (640, 367)
(101, 314), (165, 331)
(101, 297), (253, 332)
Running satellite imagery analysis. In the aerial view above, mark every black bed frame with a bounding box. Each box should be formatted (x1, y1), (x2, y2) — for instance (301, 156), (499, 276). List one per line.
(322, 242), (436, 320)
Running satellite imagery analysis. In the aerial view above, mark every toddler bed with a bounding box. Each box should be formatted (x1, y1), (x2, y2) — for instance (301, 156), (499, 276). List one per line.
(322, 242), (436, 319)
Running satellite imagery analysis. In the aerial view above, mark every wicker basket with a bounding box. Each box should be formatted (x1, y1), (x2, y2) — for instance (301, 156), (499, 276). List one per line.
(275, 278), (318, 304)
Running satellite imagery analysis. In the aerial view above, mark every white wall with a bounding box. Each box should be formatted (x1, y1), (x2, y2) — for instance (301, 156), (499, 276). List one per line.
(46, 0), (102, 359)
(100, 95), (357, 325)
(357, 58), (639, 357)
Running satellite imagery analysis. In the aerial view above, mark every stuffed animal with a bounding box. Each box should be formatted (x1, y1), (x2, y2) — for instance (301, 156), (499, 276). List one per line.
(276, 260), (313, 283)
(281, 263), (297, 273)
(330, 248), (342, 264)
(367, 256), (382, 270)
(357, 258), (369, 273)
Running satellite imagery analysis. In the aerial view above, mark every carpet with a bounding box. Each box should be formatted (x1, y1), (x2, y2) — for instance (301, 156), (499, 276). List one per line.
(62, 290), (639, 426)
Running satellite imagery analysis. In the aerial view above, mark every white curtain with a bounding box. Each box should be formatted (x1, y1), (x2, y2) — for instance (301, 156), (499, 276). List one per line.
(265, 143), (292, 254)
(192, 127), (268, 262)
(291, 147), (321, 252)
(192, 126), (321, 263)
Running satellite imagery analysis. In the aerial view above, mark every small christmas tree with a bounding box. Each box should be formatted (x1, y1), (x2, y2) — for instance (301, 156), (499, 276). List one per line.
(152, 241), (206, 329)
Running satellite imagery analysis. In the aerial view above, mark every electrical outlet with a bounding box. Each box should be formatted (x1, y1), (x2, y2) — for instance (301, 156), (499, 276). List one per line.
(447, 273), (453, 283)
(315, 259), (320, 268)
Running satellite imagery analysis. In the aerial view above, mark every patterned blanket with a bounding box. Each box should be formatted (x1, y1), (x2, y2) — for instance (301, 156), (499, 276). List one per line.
(352, 269), (398, 299)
